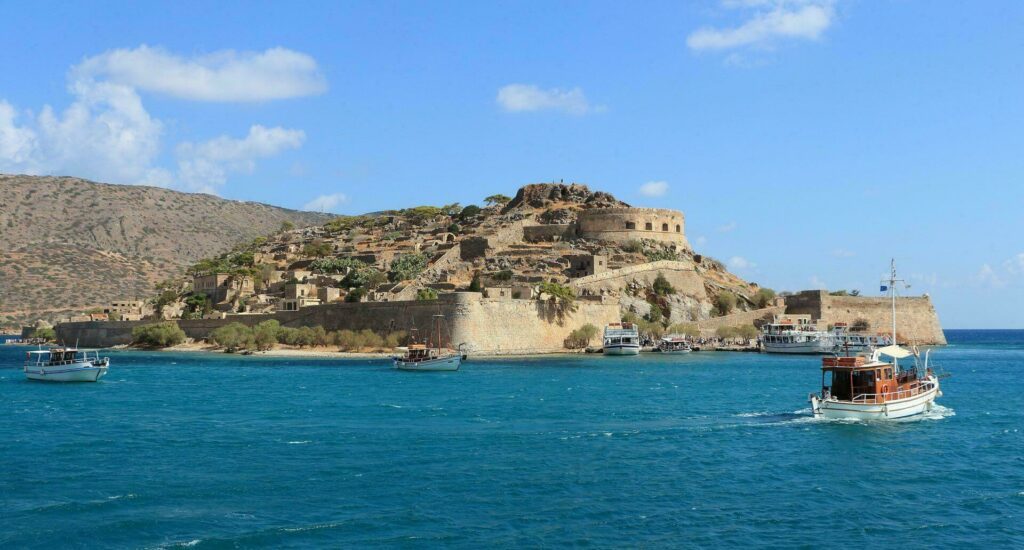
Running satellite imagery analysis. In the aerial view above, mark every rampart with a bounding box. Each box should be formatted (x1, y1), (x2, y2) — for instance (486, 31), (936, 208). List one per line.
(576, 207), (689, 248)
(570, 260), (706, 299)
(783, 290), (946, 345)
(55, 292), (621, 356)
(695, 306), (786, 337)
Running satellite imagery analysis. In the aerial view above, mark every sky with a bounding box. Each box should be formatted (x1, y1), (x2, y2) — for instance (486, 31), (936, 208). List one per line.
(1, 1), (1022, 328)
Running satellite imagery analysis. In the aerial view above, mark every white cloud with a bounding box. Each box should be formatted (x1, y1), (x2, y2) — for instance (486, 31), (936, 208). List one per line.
(728, 256), (756, 269)
(72, 45), (327, 102)
(975, 264), (1004, 288)
(1003, 253), (1024, 275)
(694, 235), (708, 247)
(809, 275), (827, 289)
(496, 84), (598, 115)
(687, 1), (835, 52)
(639, 180), (669, 197)
(717, 221), (737, 233)
(0, 82), (163, 184)
(831, 248), (855, 258)
(0, 45), (317, 190)
(303, 193), (349, 213)
(176, 125), (305, 193)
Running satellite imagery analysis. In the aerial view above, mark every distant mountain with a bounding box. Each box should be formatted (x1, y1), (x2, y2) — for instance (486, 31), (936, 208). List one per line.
(0, 174), (332, 326)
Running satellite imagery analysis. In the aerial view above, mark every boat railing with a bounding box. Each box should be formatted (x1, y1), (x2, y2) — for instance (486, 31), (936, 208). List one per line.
(850, 379), (937, 404)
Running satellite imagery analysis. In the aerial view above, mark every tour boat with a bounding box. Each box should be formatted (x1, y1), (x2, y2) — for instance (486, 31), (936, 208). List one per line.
(760, 319), (836, 354)
(656, 335), (692, 354)
(603, 323), (640, 355)
(394, 315), (462, 371)
(830, 324), (889, 354)
(23, 347), (110, 382)
(808, 260), (943, 420)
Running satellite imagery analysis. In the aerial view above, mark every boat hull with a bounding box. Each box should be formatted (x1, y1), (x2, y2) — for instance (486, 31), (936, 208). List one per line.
(810, 377), (940, 420)
(394, 355), (461, 371)
(763, 340), (835, 354)
(603, 344), (640, 356)
(24, 363), (108, 382)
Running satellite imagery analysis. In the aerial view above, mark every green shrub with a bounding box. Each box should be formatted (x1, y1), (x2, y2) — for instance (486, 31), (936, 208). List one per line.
(132, 322), (186, 348)
(469, 272), (483, 292)
(484, 194), (512, 206)
(389, 253), (428, 282)
(31, 327), (56, 341)
(621, 239), (644, 253)
(492, 270), (513, 281)
(716, 326), (737, 339)
(253, 320), (280, 350)
(416, 288), (438, 301)
(385, 330), (407, 348)
(735, 324), (759, 340)
(302, 240), (332, 258)
(652, 272), (675, 296)
(713, 291), (737, 316)
(753, 288), (777, 308)
(564, 323), (600, 349)
(459, 205), (482, 220)
(210, 323), (254, 352)
(310, 257), (365, 274)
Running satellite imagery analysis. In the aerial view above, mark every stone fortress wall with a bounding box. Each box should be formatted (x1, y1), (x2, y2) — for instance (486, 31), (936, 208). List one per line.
(576, 207), (689, 248)
(56, 292), (621, 355)
(783, 290), (946, 345)
(570, 260), (706, 299)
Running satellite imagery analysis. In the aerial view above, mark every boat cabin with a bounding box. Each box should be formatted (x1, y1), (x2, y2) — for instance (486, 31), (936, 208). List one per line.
(25, 348), (101, 366)
(820, 354), (925, 404)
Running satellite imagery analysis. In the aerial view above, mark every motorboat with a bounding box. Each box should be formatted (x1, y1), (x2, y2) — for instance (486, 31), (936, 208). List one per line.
(656, 335), (692, 354)
(24, 347), (109, 382)
(394, 315), (462, 371)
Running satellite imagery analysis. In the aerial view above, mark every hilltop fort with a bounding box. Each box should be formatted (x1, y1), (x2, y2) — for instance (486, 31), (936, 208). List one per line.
(53, 181), (946, 351)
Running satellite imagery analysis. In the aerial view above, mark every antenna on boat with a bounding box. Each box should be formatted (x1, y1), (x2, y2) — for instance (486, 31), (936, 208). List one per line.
(881, 258), (905, 346)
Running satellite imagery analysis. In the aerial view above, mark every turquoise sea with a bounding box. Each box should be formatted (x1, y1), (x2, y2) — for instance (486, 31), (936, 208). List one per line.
(1, 330), (1022, 548)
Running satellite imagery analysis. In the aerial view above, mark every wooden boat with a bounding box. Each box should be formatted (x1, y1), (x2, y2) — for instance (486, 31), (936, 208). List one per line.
(23, 347), (109, 382)
(808, 260), (944, 420)
(656, 335), (692, 354)
(394, 315), (462, 371)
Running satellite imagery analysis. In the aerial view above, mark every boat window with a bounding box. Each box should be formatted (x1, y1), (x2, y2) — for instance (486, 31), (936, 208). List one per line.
(830, 370), (852, 400)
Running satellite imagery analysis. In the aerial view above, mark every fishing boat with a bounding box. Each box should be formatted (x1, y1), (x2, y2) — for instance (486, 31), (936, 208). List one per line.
(603, 323), (640, 355)
(393, 315), (462, 371)
(23, 347), (110, 382)
(808, 260), (943, 420)
(760, 318), (836, 354)
(656, 335), (692, 354)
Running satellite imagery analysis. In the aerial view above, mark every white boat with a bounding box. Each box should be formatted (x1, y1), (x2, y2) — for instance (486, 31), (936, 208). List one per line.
(23, 347), (109, 382)
(830, 324), (889, 354)
(656, 335), (692, 354)
(603, 323), (640, 355)
(394, 315), (462, 371)
(808, 260), (944, 420)
(760, 318), (836, 354)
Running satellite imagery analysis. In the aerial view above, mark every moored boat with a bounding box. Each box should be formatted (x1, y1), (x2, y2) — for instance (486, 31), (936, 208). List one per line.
(23, 347), (110, 382)
(656, 335), (692, 354)
(394, 315), (462, 371)
(603, 323), (640, 355)
(760, 317), (835, 354)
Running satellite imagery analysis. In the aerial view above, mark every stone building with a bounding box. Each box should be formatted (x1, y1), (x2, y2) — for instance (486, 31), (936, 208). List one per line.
(103, 300), (151, 321)
(566, 254), (607, 278)
(193, 273), (255, 304)
(577, 207), (689, 248)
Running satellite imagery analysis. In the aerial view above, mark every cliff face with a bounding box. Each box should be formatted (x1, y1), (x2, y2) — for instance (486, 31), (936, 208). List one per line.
(0, 174), (331, 325)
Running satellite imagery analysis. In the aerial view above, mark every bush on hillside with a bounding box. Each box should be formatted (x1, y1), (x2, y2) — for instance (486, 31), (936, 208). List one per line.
(753, 288), (777, 308)
(133, 322), (187, 348)
(713, 291), (737, 316)
(652, 272), (675, 296)
(210, 323), (255, 352)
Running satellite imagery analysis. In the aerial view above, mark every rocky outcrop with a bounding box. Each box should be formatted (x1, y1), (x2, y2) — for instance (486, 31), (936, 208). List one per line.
(502, 183), (628, 212)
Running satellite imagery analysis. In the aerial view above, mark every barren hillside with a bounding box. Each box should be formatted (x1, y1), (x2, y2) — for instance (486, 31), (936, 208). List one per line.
(0, 174), (331, 325)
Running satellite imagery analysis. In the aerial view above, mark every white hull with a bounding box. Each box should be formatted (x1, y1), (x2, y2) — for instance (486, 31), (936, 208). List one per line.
(394, 355), (461, 371)
(763, 340), (835, 354)
(658, 349), (692, 354)
(810, 377), (940, 420)
(24, 363), (108, 382)
(603, 345), (640, 356)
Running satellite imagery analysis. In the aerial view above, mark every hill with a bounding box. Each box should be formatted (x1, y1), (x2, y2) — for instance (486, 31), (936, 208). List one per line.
(0, 174), (332, 326)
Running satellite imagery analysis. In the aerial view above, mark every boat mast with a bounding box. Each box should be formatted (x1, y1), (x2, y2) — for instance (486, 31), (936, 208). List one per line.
(882, 258), (904, 344)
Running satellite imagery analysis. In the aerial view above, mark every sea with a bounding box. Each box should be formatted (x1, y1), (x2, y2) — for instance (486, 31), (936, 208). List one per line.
(0, 330), (1021, 548)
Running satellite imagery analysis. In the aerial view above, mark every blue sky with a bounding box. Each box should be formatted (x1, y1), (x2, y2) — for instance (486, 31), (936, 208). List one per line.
(1, 1), (1022, 328)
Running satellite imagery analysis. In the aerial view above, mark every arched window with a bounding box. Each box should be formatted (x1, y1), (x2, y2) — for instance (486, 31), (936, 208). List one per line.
(625, 221), (636, 230)
(676, 224), (681, 233)
(645, 222), (653, 231)
(661, 223), (669, 232)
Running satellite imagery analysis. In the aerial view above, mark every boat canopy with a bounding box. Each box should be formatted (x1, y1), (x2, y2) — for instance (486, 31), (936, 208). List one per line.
(875, 345), (913, 359)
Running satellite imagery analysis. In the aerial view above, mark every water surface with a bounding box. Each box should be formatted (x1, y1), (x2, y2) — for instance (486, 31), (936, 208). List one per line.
(1, 330), (1021, 548)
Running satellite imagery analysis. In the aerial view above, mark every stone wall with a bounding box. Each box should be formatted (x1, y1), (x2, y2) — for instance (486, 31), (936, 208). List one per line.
(523, 224), (577, 242)
(783, 290), (946, 345)
(571, 260), (706, 299)
(56, 292), (622, 356)
(577, 207), (689, 248)
(695, 306), (786, 337)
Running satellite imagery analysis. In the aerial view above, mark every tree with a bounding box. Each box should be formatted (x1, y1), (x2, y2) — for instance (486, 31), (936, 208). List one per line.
(132, 322), (186, 347)
(303, 239), (332, 258)
(280, 220), (295, 232)
(716, 326), (737, 340)
(32, 327), (56, 341)
(484, 194), (512, 206)
(736, 324), (759, 341)
(537, 282), (576, 309)
(184, 293), (211, 318)
(851, 318), (871, 332)
(447, 223), (460, 235)
(210, 323), (255, 352)
(345, 288), (366, 302)
(468, 272), (483, 292)
(253, 320), (281, 351)
(652, 272), (675, 296)
(621, 239), (643, 253)
(850, 290), (861, 297)
(459, 205), (482, 220)
(416, 288), (438, 301)
(389, 253), (428, 282)
(440, 203), (462, 216)
(753, 288), (777, 308)
(713, 291), (737, 316)
(645, 303), (665, 325)
(575, 323), (599, 346)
